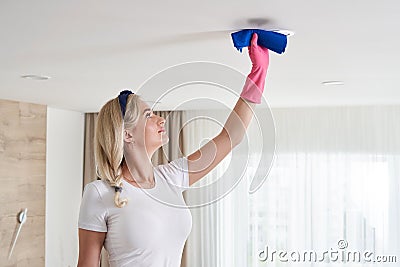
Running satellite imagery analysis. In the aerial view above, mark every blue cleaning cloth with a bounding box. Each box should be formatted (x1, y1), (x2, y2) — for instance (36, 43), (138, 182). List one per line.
(231, 29), (287, 54)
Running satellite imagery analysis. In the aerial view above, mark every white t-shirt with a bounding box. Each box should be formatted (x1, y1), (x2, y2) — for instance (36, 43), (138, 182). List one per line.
(78, 157), (192, 267)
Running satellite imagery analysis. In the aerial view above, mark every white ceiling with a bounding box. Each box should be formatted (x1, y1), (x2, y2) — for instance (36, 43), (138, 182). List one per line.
(1, 0), (399, 112)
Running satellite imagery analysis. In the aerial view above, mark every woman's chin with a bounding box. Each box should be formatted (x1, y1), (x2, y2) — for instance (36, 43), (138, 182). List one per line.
(161, 134), (169, 145)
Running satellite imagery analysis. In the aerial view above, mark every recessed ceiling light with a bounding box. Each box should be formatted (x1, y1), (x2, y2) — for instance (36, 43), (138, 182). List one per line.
(21, 74), (51, 80)
(322, 81), (345, 86)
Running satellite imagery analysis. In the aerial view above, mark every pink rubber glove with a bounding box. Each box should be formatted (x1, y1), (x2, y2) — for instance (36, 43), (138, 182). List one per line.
(240, 33), (270, 104)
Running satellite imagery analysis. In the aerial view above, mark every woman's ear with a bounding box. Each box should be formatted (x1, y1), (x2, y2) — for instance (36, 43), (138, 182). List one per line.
(123, 129), (134, 143)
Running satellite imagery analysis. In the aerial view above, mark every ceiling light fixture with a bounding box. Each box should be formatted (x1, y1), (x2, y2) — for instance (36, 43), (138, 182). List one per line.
(246, 18), (295, 37)
(21, 74), (51, 80)
(272, 29), (295, 37)
(321, 81), (345, 86)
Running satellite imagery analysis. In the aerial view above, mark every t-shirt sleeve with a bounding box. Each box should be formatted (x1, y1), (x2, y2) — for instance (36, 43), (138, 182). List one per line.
(158, 157), (190, 192)
(78, 183), (108, 232)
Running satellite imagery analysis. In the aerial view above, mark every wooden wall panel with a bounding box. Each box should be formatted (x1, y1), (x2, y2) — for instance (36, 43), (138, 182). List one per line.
(0, 99), (46, 266)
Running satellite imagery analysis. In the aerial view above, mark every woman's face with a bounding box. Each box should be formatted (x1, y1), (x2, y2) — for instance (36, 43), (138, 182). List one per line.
(129, 100), (169, 155)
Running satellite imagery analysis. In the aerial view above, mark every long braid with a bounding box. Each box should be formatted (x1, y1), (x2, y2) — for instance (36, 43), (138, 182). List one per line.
(110, 165), (127, 208)
(95, 95), (139, 208)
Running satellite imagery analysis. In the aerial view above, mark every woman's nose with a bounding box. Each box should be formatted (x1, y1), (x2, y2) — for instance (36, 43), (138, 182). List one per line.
(159, 116), (166, 125)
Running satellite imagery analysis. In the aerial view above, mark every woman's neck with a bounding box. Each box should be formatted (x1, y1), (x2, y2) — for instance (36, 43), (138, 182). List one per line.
(122, 148), (155, 184)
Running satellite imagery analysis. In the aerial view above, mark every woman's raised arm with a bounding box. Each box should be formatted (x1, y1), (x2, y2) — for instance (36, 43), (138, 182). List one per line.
(187, 33), (269, 186)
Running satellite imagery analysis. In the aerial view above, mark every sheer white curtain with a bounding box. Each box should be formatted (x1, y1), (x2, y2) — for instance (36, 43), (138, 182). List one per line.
(183, 105), (400, 267)
(183, 109), (251, 267)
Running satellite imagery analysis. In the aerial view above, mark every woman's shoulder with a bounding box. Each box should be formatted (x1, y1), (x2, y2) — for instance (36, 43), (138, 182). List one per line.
(155, 157), (188, 171)
(84, 179), (114, 197)
(154, 157), (189, 189)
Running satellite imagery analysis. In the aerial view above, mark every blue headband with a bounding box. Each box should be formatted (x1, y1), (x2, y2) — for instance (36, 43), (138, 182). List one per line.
(118, 90), (134, 117)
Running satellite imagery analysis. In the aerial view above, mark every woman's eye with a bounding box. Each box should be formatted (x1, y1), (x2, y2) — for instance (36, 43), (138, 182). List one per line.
(145, 113), (152, 118)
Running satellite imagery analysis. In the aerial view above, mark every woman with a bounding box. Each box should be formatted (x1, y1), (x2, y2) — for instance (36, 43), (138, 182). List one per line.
(77, 33), (269, 267)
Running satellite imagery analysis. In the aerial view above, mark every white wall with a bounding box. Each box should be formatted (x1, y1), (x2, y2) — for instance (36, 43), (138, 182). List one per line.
(46, 107), (84, 267)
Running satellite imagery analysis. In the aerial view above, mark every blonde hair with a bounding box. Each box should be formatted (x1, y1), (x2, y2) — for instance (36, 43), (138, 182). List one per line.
(95, 93), (141, 208)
